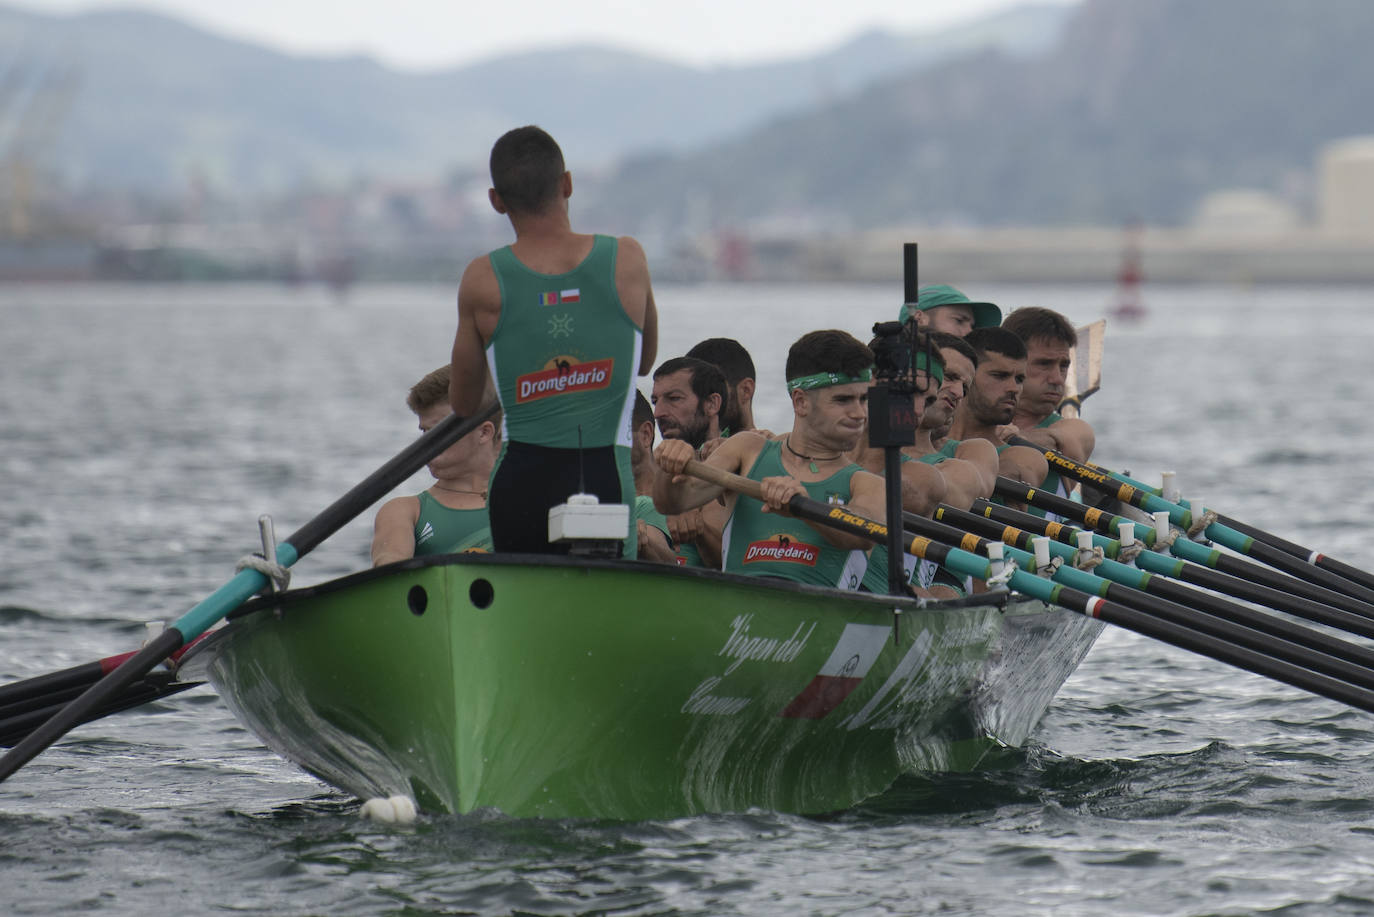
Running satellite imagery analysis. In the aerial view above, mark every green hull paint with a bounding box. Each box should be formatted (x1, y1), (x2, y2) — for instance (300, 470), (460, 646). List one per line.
(184, 555), (1101, 819)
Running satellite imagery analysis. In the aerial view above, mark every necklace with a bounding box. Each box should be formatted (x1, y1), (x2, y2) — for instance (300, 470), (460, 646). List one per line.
(784, 436), (843, 474)
(432, 484), (487, 498)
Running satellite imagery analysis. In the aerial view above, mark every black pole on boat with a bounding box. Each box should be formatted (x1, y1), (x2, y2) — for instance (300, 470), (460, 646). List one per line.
(866, 242), (924, 633)
(0, 403), (500, 784)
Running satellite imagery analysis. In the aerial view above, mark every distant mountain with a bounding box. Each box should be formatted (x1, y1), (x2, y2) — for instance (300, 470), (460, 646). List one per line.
(0, 3), (1070, 192)
(582, 0), (1374, 232)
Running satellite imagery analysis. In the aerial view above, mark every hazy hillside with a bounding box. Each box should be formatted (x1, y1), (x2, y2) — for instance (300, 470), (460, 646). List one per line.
(0, 3), (1069, 192)
(583, 0), (1374, 231)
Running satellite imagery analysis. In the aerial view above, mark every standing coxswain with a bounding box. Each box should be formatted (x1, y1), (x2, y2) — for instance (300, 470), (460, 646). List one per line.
(449, 126), (658, 556)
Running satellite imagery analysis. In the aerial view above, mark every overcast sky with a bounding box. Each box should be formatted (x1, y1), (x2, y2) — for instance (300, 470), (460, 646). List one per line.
(17, 0), (1081, 69)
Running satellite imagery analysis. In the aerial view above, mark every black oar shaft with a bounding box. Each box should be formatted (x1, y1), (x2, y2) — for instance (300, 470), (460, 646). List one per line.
(1011, 438), (1374, 606)
(993, 476), (1150, 544)
(996, 476), (1374, 619)
(909, 510), (1374, 692)
(966, 499), (1374, 640)
(1060, 588), (1374, 715)
(1217, 511), (1374, 593)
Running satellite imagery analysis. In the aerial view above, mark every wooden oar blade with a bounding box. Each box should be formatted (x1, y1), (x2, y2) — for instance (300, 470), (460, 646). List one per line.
(1059, 319), (1105, 418)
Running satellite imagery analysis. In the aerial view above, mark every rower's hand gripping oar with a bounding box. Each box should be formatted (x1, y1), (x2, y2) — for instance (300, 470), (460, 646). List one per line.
(1007, 435), (1374, 606)
(679, 459), (1374, 716)
(0, 403), (500, 783)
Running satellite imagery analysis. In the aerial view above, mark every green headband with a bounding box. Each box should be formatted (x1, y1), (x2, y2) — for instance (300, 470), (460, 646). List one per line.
(915, 351), (944, 388)
(786, 368), (873, 393)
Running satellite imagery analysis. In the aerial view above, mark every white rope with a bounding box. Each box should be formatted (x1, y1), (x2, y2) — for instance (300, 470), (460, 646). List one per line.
(236, 552), (291, 593)
(1187, 508), (1219, 540)
(1075, 544), (1105, 570)
(1039, 555), (1064, 577)
(986, 557), (1018, 589)
(1117, 542), (1143, 564)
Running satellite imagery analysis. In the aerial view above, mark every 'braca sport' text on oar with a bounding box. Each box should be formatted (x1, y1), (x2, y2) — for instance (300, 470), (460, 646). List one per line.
(679, 459), (1374, 716)
(0, 402), (501, 783)
(1005, 436), (1374, 607)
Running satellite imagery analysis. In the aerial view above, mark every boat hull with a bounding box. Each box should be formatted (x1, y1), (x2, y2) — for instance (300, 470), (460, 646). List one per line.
(183, 554), (1100, 819)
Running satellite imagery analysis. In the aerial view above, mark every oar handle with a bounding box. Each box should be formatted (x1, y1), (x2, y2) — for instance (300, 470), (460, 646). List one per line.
(682, 458), (764, 501)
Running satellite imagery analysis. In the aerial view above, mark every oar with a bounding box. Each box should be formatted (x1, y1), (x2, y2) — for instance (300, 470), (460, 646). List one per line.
(0, 403), (500, 783)
(1076, 460), (1374, 596)
(0, 630), (212, 721)
(1057, 319), (1105, 419)
(680, 459), (1374, 714)
(955, 499), (1374, 640)
(0, 675), (199, 748)
(1007, 436), (1374, 605)
(924, 505), (1374, 678)
(994, 476), (1374, 619)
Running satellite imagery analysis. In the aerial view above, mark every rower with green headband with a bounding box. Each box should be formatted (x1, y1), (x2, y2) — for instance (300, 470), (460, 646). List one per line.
(653, 329), (889, 589)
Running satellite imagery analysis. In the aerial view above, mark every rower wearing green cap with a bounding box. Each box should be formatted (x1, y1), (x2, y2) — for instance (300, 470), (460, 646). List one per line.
(898, 284), (1002, 337)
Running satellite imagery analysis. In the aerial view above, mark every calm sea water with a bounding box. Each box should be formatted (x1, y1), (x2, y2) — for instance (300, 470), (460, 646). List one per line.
(4, 279), (1374, 915)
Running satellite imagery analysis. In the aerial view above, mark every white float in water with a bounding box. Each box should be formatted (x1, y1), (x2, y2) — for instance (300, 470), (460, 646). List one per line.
(360, 795), (418, 824)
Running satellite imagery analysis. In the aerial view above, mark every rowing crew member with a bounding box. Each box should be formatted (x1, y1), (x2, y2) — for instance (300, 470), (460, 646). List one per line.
(629, 389), (677, 563)
(449, 125), (658, 557)
(370, 365), (500, 566)
(685, 337), (763, 436)
(654, 330), (885, 589)
(1001, 306), (1096, 464)
(946, 327), (1050, 490)
(911, 332), (998, 506)
(899, 284), (1002, 338)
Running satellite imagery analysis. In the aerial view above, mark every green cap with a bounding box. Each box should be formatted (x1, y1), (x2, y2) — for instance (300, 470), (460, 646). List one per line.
(898, 284), (1002, 329)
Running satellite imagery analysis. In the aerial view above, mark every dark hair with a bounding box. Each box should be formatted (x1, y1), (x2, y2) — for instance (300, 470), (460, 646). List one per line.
(965, 326), (1027, 361)
(929, 331), (979, 367)
(686, 338), (756, 384)
(785, 330), (874, 381)
(652, 356), (727, 406)
(632, 388), (654, 430)
(1001, 306), (1077, 348)
(489, 125), (566, 215)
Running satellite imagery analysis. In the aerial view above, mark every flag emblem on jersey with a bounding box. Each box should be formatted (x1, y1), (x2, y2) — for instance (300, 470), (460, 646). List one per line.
(538, 288), (581, 306)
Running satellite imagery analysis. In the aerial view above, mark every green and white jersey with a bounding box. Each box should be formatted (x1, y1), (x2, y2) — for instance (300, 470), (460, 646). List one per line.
(414, 491), (492, 555)
(1026, 411), (1074, 519)
(916, 439), (962, 465)
(634, 495), (671, 541)
(720, 440), (868, 589)
(485, 235), (641, 449)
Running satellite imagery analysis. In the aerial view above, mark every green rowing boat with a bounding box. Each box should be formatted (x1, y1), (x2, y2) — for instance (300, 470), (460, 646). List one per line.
(179, 552), (1102, 819)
